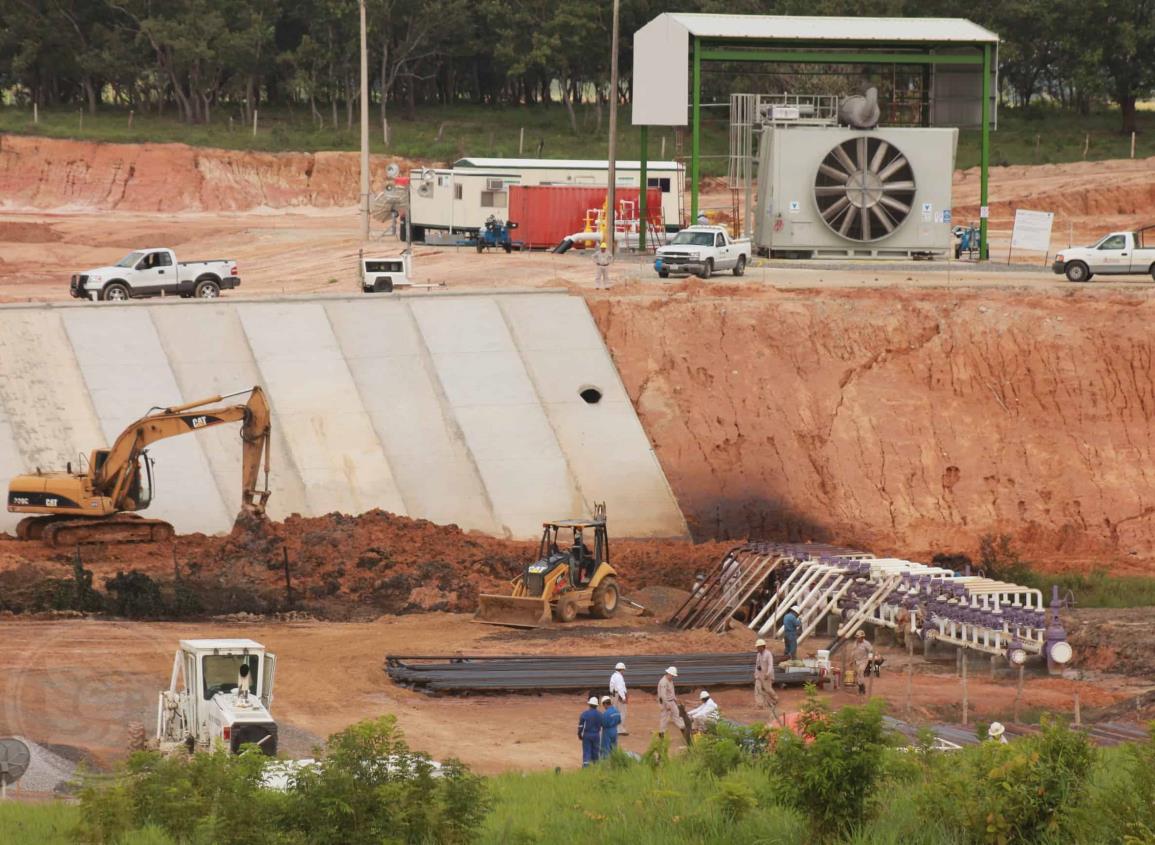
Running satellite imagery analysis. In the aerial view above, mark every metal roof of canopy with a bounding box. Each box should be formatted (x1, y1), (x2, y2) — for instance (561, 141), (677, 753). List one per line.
(657, 13), (998, 44)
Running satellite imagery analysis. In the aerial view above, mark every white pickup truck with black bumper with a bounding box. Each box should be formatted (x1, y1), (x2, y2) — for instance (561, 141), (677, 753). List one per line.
(654, 225), (752, 279)
(1052, 228), (1155, 283)
(70, 248), (241, 301)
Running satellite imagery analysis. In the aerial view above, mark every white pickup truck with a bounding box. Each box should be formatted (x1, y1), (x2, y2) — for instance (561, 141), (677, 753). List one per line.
(654, 225), (751, 279)
(1052, 227), (1155, 283)
(70, 248), (241, 301)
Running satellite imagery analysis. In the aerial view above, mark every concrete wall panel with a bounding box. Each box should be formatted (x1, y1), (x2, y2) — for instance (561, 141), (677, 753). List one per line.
(411, 297), (580, 536)
(0, 294), (686, 540)
(500, 295), (688, 537)
(61, 308), (231, 534)
(237, 302), (407, 517)
(150, 306), (309, 521)
(324, 300), (498, 533)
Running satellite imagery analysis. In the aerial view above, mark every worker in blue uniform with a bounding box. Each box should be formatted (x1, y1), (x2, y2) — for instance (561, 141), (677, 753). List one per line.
(783, 604), (802, 660)
(599, 695), (621, 757)
(578, 696), (603, 767)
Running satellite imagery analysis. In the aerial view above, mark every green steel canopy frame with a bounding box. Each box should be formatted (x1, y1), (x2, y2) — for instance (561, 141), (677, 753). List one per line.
(636, 36), (994, 259)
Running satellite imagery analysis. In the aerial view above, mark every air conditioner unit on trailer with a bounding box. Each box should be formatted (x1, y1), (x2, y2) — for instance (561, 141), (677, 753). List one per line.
(753, 125), (958, 258)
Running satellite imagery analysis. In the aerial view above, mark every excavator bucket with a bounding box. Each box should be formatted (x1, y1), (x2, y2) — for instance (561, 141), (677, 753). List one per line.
(473, 594), (553, 628)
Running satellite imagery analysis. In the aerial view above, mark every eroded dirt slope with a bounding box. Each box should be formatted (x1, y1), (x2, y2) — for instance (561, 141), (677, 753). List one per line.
(593, 284), (1155, 570)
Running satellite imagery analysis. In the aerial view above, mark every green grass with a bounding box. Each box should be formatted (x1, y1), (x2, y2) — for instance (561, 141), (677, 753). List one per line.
(1, 103), (1153, 175)
(0, 801), (79, 845)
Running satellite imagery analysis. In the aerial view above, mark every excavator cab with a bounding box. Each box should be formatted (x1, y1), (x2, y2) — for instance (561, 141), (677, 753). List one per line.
(474, 504), (620, 628)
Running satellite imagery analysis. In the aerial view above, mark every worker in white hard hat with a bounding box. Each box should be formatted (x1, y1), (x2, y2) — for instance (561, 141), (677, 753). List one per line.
(754, 638), (779, 718)
(600, 695), (621, 756)
(850, 629), (874, 696)
(782, 605), (802, 660)
(578, 695), (603, 766)
(687, 689), (720, 732)
(656, 666), (685, 740)
(609, 661), (629, 735)
(987, 722), (1009, 744)
(593, 241), (613, 289)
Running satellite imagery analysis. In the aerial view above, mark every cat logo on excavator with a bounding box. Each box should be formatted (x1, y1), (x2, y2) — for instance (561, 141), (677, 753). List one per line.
(474, 503), (619, 628)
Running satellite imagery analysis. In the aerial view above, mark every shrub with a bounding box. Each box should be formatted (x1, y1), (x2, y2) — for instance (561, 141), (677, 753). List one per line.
(104, 570), (166, 618)
(768, 689), (889, 841)
(711, 775), (757, 822)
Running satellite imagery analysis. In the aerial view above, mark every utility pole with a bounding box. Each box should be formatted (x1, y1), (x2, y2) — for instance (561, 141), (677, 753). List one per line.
(359, 0), (370, 242)
(605, 0), (621, 255)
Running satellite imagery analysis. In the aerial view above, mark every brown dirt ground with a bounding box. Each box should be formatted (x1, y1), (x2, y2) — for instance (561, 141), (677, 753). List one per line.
(0, 612), (1145, 779)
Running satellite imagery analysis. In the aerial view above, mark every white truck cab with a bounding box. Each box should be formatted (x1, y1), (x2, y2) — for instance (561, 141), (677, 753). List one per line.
(71, 248), (241, 301)
(654, 225), (752, 279)
(157, 638), (277, 755)
(1053, 227), (1155, 282)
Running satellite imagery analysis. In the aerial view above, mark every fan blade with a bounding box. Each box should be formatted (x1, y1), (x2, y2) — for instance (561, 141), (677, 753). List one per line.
(877, 155), (910, 182)
(879, 195), (911, 215)
(869, 140), (890, 174)
(833, 143), (856, 174)
(821, 196), (851, 221)
(818, 163), (850, 182)
(881, 180), (916, 192)
(860, 204), (871, 241)
(870, 205), (896, 234)
(839, 205), (857, 237)
(815, 185), (849, 196)
(856, 137), (869, 172)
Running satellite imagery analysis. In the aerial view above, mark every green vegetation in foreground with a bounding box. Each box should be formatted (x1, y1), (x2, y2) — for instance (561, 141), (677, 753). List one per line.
(6, 692), (1155, 844)
(1, 105), (1153, 176)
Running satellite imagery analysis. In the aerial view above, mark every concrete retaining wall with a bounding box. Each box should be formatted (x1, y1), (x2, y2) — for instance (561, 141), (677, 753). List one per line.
(0, 292), (687, 539)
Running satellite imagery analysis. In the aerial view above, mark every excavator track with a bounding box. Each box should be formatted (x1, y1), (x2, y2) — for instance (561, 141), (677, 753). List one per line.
(32, 516), (176, 547)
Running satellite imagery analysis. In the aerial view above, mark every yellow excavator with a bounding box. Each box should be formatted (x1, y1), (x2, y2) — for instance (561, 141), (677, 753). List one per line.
(6, 387), (271, 547)
(474, 504), (620, 628)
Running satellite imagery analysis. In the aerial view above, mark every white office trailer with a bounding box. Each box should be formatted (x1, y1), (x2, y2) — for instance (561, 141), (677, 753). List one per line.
(406, 158), (685, 241)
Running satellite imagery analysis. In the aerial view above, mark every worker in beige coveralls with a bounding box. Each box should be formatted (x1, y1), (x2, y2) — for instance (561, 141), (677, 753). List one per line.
(656, 666), (684, 739)
(754, 637), (780, 720)
(593, 241), (613, 289)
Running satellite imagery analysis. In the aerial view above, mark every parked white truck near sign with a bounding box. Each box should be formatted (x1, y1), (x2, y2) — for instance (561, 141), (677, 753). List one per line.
(70, 248), (241, 301)
(1052, 227), (1155, 282)
(654, 225), (751, 279)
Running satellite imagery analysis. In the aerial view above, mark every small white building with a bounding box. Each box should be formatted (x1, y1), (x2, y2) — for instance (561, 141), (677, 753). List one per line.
(406, 157), (685, 240)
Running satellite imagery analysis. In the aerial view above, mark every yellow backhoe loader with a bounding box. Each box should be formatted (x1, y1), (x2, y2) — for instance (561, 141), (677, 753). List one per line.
(6, 387), (271, 547)
(475, 504), (620, 628)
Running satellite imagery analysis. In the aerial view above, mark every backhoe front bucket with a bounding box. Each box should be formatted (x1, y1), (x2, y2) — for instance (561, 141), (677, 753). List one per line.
(473, 594), (553, 628)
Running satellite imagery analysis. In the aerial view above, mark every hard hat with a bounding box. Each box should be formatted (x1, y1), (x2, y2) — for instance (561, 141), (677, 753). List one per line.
(601, 695), (612, 704)
(755, 638), (767, 647)
(600, 241), (607, 249)
(855, 630), (866, 638)
(588, 696), (599, 706)
(790, 605), (801, 613)
(615, 662), (626, 670)
(699, 690), (710, 700)
(988, 721), (1006, 737)
(666, 666), (678, 677)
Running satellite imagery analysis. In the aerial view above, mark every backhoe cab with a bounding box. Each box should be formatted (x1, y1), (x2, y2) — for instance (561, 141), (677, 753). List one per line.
(474, 504), (620, 628)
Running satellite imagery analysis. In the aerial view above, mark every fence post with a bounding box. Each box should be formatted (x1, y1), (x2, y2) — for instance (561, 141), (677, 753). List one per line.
(252, 109), (258, 137)
(519, 127), (524, 155)
(961, 650), (969, 726)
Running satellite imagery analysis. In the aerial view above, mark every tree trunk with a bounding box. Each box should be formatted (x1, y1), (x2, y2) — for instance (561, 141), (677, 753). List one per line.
(1120, 94), (1138, 134)
(562, 77), (578, 133)
(82, 77), (97, 115)
(406, 79), (416, 120)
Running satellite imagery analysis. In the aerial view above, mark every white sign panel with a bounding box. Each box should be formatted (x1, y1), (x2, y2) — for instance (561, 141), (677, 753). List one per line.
(1010, 209), (1054, 253)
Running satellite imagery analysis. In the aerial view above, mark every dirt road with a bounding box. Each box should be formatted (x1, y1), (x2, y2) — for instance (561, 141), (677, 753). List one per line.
(0, 612), (1145, 777)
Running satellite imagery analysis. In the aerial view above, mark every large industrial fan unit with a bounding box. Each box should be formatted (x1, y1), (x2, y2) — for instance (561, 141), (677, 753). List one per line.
(753, 124), (958, 258)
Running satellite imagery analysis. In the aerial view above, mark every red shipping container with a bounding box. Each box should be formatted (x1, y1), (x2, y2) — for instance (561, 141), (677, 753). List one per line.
(507, 186), (664, 249)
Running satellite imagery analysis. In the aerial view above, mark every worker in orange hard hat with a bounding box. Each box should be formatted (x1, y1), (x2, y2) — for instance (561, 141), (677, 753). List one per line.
(593, 241), (613, 290)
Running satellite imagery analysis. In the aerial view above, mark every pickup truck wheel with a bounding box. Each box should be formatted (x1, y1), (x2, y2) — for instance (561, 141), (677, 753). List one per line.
(1150, 265), (1155, 283)
(101, 282), (130, 302)
(1065, 262), (1091, 283)
(701, 258), (713, 279)
(194, 280), (221, 299)
(733, 255), (746, 277)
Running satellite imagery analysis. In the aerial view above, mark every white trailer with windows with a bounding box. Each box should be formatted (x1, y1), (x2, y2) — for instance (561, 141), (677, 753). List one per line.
(406, 157), (684, 241)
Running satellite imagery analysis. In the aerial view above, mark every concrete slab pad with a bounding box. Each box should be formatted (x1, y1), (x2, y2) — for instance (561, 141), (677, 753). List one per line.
(324, 300), (499, 533)
(237, 302), (407, 517)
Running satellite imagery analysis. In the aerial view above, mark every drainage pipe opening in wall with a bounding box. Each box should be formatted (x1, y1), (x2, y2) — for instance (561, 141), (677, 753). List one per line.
(579, 386), (603, 405)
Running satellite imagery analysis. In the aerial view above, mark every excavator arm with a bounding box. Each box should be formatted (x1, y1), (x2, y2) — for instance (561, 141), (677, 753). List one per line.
(96, 386), (272, 519)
